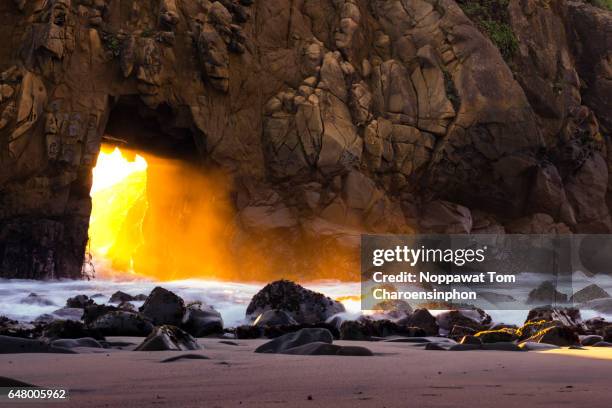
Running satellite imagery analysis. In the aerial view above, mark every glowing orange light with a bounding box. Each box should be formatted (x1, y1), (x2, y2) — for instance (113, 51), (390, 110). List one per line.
(89, 146), (148, 260)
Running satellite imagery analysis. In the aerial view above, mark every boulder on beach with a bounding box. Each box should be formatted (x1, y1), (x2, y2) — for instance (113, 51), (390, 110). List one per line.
(339, 318), (425, 340)
(48, 307), (85, 321)
(42, 320), (104, 340)
(584, 317), (610, 333)
(524, 326), (580, 346)
(82, 304), (119, 325)
(255, 328), (334, 353)
(459, 335), (482, 345)
(570, 284), (610, 303)
(109, 291), (136, 304)
(235, 325), (263, 339)
(135, 325), (201, 351)
(526, 281), (568, 304)
(0, 335), (75, 354)
(605, 326), (612, 342)
(139, 287), (186, 326)
(474, 329), (518, 343)
(66, 295), (95, 308)
(0, 316), (38, 339)
(449, 325), (476, 338)
(51, 338), (103, 349)
(117, 301), (136, 312)
(581, 335), (604, 346)
(246, 280), (345, 325)
(263, 322), (340, 339)
(517, 320), (559, 340)
(19, 293), (56, 306)
(525, 306), (584, 329)
(90, 311), (154, 337)
(436, 309), (492, 333)
(182, 303), (224, 337)
(371, 300), (413, 320)
(281, 342), (373, 356)
(253, 309), (297, 327)
(396, 309), (439, 336)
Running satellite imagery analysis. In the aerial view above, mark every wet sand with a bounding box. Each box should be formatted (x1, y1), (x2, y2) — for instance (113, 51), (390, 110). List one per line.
(2, 338), (612, 408)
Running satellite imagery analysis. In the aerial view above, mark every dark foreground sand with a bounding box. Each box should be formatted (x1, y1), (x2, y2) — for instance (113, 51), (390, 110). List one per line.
(2, 338), (611, 408)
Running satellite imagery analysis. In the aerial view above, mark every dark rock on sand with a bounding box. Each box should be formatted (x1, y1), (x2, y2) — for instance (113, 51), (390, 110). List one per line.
(255, 328), (334, 353)
(280, 342), (373, 356)
(253, 310), (298, 327)
(183, 303), (224, 337)
(435, 341), (523, 352)
(604, 326), (612, 342)
(517, 320), (559, 341)
(117, 301), (136, 312)
(584, 317), (610, 333)
(396, 309), (439, 336)
(246, 280), (344, 325)
(42, 320), (103, 340)
(475, 329), (518, 343)
(139, 287), (186, 326)
(526, 281), (568, 304)
(263, 323), (340, 339)
(51, 338), (103, 349)
(160, 354), (210, 363)
(0, 376), (37, 387)
(66, 295), (95, 308)
(570, 284), (610, 303)
(90, 311), (154, 337)
(371, 300), (413, 320)
(449, 325), (477, 339)
(0, 335), (75, 354)
(109, 291), (136, 303)
(135, 325), (201, 351)
(0, 316), (39, 338)
(82, 304), (119, 325)
(581, 335), (604, 346)
(339, 319), (425, 340)
(235, 325), (263, 339)
(525, 326), (580, 346)
(436, 309), (491, 333)
(459, 335), (482, 345)
(525, 306), (584, 329)
(425, 342), (447, 351)
(339, 320), (369, 341)
(20, 293), (56, 306)
(449, 343), (482, 351)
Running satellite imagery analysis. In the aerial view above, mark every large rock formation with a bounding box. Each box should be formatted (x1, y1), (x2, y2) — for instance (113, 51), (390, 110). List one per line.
(0, 0), (610, 279)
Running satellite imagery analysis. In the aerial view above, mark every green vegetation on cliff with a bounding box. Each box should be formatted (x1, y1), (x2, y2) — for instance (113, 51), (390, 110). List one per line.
(587, 0), (612, 10)
(457, 0), (519, 61)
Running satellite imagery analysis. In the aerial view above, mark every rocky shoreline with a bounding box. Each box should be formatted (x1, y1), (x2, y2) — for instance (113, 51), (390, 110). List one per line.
(2, 280), (611, 355)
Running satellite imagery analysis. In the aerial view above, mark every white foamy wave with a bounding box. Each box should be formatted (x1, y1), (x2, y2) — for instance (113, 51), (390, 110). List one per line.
(0, 278), (362, 327)
(1, 277), (610, 327)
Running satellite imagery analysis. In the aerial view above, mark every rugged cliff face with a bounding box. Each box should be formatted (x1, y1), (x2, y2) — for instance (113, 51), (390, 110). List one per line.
(0, 0), (610, 280)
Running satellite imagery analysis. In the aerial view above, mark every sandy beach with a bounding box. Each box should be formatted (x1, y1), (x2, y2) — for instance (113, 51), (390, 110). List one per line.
(3, 338), (612, 408)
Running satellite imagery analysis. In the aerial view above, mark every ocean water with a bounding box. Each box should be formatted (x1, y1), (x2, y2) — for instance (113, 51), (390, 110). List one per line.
(0, 278), (362, 327)
(1, 270), (610, 327)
